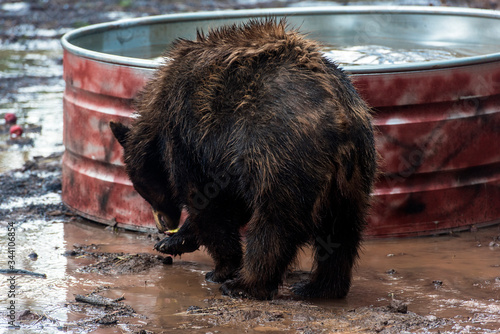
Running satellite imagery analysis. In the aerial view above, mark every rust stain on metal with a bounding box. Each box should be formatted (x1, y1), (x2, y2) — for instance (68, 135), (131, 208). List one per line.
(62, 52), (157, 230)
(351, 63), (500, 237)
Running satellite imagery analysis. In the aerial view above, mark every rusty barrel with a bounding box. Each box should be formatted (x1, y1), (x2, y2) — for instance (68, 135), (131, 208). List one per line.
(61, 7), (500, 236)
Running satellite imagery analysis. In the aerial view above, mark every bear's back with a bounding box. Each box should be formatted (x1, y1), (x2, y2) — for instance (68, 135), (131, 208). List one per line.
(134, 19), (374, 203)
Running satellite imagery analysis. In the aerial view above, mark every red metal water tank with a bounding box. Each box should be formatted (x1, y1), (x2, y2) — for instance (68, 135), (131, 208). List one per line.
(61, 7), (500, 237)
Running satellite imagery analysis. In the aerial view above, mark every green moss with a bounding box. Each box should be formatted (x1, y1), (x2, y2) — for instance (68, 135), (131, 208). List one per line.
(119, 0), (132, 8)
(72, 21), (90, 28)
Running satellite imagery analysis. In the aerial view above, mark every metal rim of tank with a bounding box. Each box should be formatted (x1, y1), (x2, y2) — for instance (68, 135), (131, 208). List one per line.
(61, 5), (500, 74)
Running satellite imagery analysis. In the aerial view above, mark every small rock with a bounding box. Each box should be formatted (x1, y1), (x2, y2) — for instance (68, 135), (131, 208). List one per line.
(17, 309), (40, 321)
(97, 314), (117, 325)
(28, 252), (38, 260)
(426, 315), (438, 321)
(63, 250), (78, 257)
(386, 269), (397, 275)
(162, 256), (173, 265)
(433, 280), (443, 288)
(389, 299), (408, 313)
(46, 210), (63, 216)
(387, 253), (395, 257)
(293, 313), (313, 322)
(266, 312), (284, 321)
(243, 309), (261, 320)
(44, 179), (62, 192)
(187, 305), (202, 314)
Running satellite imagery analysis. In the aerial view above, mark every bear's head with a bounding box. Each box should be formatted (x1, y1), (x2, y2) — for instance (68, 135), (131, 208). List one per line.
(109, 121), (178, 233)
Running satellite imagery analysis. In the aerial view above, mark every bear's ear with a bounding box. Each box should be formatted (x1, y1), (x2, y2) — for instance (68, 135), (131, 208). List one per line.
(110, 121), (130, 148)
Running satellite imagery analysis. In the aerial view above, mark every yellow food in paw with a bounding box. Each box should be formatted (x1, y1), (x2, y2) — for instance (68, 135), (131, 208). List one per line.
(152, 209), (166, 232)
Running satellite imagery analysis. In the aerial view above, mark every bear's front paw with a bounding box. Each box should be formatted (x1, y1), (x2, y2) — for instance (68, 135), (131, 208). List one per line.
(154, 234), (199, 256)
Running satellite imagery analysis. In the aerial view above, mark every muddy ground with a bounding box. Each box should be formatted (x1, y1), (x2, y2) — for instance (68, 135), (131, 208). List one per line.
(0, 155), (435, 333)
(1, 0), (500, 333)
(1, 153), (499, 333)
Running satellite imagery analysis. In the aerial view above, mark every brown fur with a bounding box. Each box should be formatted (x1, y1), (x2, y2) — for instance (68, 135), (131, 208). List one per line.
(110, 18), (377, 300)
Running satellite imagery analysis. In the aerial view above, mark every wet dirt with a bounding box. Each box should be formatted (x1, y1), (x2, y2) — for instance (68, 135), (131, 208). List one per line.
(0, 155), (499, 333)
(73, 244), (173, 275)
(1, 0), (500, 333)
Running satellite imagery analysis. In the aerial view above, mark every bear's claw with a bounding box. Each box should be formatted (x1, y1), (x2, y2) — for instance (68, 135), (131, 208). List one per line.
(154, 233), (199, 256)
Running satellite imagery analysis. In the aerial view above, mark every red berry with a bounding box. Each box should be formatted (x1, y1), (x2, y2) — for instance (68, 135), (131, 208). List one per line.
(5, 113), (17, 124)
(9, 125), (23, 138)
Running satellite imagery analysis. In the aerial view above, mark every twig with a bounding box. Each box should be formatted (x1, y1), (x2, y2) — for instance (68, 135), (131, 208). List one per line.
(74, 293), (135, 314)
(75, 294), (123, 307)
(33, 312), (59, 326)
(0, 268), (47, 278)
(113, 295), (125, 302)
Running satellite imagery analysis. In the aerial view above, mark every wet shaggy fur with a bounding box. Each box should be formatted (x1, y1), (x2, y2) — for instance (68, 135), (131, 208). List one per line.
(110, 19), (377, 300)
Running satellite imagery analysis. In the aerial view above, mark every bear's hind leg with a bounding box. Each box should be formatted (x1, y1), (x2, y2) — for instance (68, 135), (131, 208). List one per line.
(221, 204), (309, 300)
(294, 197), (365, 299)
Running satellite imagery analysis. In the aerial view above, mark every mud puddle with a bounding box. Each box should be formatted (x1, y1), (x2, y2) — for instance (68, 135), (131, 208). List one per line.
(0, 153), (498, 333)
(1, 212), (499, 333)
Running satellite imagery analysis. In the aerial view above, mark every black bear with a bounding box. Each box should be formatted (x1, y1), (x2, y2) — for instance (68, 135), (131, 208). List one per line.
(110, 18), (377, 300)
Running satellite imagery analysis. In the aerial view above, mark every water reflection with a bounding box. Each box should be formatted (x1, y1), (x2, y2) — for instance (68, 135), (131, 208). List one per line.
(0, 220), (68, 330)
(323, 44), (465, 66)
(0, 32), (65, 173)
(0, 205), (498, 332)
